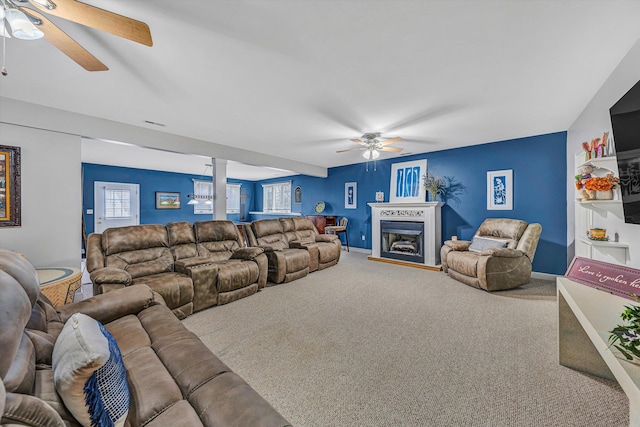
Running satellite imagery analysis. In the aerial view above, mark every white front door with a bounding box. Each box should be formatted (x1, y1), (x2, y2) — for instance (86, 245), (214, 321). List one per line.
(94, 181), (140, 234)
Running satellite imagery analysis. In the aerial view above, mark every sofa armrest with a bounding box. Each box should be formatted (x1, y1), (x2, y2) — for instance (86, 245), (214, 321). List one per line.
(259, 245), (276, 253)
(315, 234), (339, 243)
(175, 256), (214, 273)
(231, 247), (265, 260)
(288, 241), (308, 249)
(89, 266), (132, 286)
(480, 247), (525, 258)
(56, 284), (159, 324)
(443, 240), (471, 251)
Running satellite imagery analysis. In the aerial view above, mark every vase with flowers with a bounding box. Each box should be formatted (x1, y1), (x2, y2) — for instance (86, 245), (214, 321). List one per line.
(583, 173), (620, 200)
(422, 172), (446, 202)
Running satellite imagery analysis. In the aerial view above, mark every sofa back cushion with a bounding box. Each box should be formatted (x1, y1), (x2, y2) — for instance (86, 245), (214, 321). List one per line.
(475, 218), (528, 249)
(0, 250), (40, 381)
(102, 225), (173, 278)
(250, 219), (288, 250)
(195, 221), (243, 261)
(291, 217), (317, 244)
(279, 218), (299, 244)
(166, 222), (198, 261)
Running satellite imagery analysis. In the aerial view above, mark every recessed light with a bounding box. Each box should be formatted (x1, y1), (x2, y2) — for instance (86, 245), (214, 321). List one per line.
(143, 120), (166, 127)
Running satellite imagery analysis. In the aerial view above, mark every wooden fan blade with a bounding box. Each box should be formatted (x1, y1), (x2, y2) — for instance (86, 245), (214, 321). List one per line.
(379, 137), (403, 146)
(21, 7), (108, 71)
(380, 146), (403, 152)
(28, 0), (153, 46)
(350, 139), (368, 146)
(336, 148), (363, 153)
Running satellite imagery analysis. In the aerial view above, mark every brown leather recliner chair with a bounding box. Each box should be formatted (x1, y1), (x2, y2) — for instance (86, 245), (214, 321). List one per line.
(281, 217), (341, 271)
(440, 218), (542, 291)
(244, 219), (310, 284)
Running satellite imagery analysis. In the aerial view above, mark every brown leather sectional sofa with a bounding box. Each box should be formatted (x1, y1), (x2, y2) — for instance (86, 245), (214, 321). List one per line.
(0, 249), (290, 426)
(244, 217), (342, 284)
(86, 220), (267, 319)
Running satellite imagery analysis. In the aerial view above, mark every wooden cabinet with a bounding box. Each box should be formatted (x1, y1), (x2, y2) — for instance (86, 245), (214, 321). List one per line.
(307, 215), (337, 234)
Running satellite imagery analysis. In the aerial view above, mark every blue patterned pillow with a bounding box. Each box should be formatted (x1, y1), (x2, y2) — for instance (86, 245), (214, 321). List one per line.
(52, 313), (130, 427)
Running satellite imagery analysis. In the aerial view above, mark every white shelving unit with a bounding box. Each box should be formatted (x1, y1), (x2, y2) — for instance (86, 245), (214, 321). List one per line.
(574, 153), (628, 264)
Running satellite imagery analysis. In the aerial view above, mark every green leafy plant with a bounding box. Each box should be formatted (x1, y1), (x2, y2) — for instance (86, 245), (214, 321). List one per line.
(608, 296), (640, 361)
(422, 173), (467, 205)
(422, 172), (446, 201)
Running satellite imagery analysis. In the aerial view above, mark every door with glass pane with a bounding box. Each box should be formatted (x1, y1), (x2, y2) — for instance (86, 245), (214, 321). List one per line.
(94, 182), (140, 234)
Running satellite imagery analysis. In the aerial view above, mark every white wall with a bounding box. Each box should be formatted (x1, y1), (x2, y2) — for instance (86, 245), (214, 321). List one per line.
(567, 38), (640, 268)
(0, 124), (82, 268)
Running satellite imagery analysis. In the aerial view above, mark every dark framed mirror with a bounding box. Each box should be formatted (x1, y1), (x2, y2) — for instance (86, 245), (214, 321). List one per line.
(0, 145), (21, 227)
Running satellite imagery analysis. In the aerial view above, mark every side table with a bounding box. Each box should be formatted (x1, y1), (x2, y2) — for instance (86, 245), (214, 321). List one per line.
(37, 267), (82, 307)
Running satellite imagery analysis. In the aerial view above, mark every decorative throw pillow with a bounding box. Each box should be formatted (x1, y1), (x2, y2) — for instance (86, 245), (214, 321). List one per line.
(52, 313), (129, 427)
(468, 236), (508, 253)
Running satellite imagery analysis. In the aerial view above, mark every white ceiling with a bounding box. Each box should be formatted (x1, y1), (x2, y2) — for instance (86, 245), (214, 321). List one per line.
(1, 0), (640, 180)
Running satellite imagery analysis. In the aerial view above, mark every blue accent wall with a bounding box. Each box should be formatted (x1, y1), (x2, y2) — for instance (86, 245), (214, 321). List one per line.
(255, 132), (568, 274)
(82, 163), (255, 235)
(83, 131), (567, 274)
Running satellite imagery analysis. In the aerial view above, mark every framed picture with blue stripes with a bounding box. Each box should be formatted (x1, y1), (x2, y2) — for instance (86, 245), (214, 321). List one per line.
(389, 159), (427, 203)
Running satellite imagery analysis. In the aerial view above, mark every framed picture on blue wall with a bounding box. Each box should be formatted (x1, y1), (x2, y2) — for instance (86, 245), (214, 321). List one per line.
(345, 182), (357, 209)
(156, 192), (181, 209)
(389, 159), (427, 203)
(487, 169), (513, 210)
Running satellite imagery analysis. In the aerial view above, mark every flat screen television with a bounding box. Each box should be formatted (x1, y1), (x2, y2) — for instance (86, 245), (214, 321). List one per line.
(610, 79), (640, 225)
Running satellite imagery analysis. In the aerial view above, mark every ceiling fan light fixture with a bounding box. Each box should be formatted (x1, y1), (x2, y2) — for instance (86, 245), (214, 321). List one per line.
(4, 8), (44, 40)
(29, 0), (56, 10)
(363, 149), (380, 160)
(0, 21), (11, 38)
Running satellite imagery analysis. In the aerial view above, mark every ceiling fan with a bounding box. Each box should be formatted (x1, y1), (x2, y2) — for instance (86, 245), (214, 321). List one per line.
(336, 132), (404, 160)
(0, 0), (152, 73)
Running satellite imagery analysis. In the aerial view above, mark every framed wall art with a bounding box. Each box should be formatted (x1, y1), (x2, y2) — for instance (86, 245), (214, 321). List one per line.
(390, 159), (427, 203)
(487, 169), (513, 210)
(345, 182), (357, 209)
(156, 192), (181, 209)
(294, 186), (302, 204)
(0, 145), (21, 227)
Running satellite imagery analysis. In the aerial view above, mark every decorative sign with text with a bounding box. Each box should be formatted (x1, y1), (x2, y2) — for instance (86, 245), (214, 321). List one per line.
(565, 257), (640, 301)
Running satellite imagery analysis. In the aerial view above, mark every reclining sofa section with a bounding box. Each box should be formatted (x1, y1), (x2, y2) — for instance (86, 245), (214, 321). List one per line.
(86, 220), (267, 319)
(245, 217), (341, 284)
(0, 249), (290, 427)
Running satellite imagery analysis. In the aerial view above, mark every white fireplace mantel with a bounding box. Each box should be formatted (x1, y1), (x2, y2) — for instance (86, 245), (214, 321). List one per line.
(368, 202), (444, 268)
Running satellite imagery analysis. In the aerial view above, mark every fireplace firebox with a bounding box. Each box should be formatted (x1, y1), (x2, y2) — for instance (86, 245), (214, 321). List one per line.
(380, 220), (424, 264)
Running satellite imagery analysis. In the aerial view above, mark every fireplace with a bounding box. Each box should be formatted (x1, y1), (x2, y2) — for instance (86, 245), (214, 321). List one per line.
(368, 202), (443, 268)
(380, 220), (424, 264)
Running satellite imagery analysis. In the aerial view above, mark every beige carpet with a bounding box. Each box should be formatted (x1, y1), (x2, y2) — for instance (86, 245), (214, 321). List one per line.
(182, 252), (628, 426)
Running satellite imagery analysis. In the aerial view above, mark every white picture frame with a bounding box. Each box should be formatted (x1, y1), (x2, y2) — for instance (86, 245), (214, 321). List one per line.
(389, 159), (427, 203)
(345, 182), (357, 209)
(487, 169), (513, 210)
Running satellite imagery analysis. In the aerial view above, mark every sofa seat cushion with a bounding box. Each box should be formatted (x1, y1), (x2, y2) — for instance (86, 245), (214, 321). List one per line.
(281, 249), (310, 273)
(447, 251), (480, 277)
(317, 242), (341, 264)
(132, 273), (194, 310)
(105, 304), (234, 426)
(214, 260), (260, 293)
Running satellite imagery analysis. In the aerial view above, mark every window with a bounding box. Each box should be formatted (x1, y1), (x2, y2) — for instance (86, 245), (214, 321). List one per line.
(104, 189), (131, 218)
(193, 179), (213, 214)
(226, 183), (241, 214)
(262, 181), (291, 213)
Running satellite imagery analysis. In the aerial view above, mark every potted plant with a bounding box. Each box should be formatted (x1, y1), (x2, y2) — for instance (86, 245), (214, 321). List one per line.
(422, 172), (446, 202)
(609, 298), (640, 363)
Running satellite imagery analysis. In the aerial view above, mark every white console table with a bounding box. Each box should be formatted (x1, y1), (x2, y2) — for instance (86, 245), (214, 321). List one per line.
(557, 277), (640, 426)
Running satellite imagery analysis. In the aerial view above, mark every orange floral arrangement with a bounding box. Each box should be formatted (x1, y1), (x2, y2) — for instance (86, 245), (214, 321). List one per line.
(583, 173), (620, 191)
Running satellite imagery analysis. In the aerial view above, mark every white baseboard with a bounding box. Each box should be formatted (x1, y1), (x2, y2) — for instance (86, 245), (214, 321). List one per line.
(531, 271), (559, 281)
(345, 247), (372, 255)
